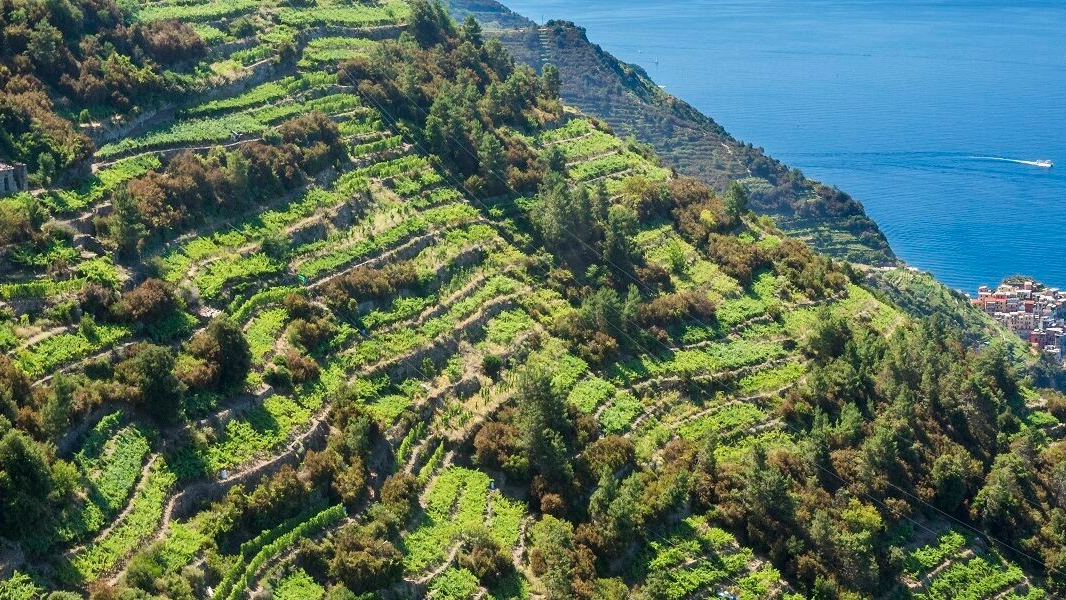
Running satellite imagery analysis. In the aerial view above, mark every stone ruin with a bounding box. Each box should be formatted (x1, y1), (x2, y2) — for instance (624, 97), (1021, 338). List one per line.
(0, 162), (28, 196)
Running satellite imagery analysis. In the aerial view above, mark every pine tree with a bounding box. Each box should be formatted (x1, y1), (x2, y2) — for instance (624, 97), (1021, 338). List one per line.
(477, 132), (507, 191)
(541, 64), (562, 99)
(724, 180), (749, 222)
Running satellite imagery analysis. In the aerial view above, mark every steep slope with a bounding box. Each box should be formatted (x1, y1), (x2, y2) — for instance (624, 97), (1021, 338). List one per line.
(867, 268), (1025, 348)
(0, 0), (222, 186)
(449, 0), (1061, 369)
(0, 2), (1064, 600)
(447, 0), (895, 267)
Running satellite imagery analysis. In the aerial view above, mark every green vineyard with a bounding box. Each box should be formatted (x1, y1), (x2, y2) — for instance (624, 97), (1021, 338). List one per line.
(0, 0), (1063, 599)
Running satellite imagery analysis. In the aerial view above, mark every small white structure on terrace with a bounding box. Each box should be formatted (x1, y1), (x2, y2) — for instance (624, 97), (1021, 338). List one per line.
(0, 162), (28, 197)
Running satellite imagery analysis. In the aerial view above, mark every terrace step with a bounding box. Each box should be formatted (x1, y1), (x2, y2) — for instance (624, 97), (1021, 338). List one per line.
(412, 543), (461, 585)
(17, 325), (72, 350)
(63, 454), (158, 561)
(304, 218), (485, 289)
(992, 582), (1032, 600)
(582, 166), (634, 184)
(33, 340), (139, 389)
(565, 147), (621, 166)
(909, 549), (977, 590)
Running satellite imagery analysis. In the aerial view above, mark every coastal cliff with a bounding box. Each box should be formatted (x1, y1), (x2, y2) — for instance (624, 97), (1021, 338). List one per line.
(448, 0), (896, 266)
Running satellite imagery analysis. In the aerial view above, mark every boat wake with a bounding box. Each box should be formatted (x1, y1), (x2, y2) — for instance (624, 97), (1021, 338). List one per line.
(967, 156), (1054, 168)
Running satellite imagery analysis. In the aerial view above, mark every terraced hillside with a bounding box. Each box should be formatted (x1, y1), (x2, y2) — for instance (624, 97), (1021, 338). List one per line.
(446, 0), (895, 267)
(1, 1), (1065, 599)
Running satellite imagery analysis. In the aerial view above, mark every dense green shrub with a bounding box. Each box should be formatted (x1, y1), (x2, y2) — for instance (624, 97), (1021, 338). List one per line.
(119, 278), (180, 324)
(115, 343), (185, 423)
(178, 316), (251, 392)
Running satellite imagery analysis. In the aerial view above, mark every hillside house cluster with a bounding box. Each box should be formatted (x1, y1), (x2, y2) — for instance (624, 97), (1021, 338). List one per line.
(0, 162), (28, 197)
(973, 280), (1066, 360)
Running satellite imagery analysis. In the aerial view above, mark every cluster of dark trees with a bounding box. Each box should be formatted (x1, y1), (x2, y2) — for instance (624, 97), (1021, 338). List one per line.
(713, 314), (1066, 596)
(265, 292), (329, 389)
(339, 0), (559, 196)
(0, 77), (92, 184)
(470, 361), (714, 598)
(471, 313), (1066, 598)
(103, 112), (346, 256)
(0, 414), (78, 541)
(114, 388), (416, 598)
(0, 308), (251, 546)
(672, 178), (850, 296)
(293, 398), (419, 596)
(0, 0), (207, 182)
(321, 261), (421, 316)
(532, 165), (849, 366)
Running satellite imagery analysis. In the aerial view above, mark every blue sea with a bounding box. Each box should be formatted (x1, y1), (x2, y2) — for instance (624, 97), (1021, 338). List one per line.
(502, 0), (1066, 293)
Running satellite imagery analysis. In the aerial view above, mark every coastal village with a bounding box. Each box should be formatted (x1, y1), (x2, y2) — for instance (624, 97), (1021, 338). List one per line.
(972, 279), (1066, 360)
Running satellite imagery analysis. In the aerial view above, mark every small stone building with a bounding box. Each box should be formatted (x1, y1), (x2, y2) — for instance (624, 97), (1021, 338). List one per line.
(0, 162), (28, 197)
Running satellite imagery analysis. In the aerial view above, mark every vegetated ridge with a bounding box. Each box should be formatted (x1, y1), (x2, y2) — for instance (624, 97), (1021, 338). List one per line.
(446, 0), (895, 267)
(0, 2), (1064, 600)
(447, 0), (1048, 376)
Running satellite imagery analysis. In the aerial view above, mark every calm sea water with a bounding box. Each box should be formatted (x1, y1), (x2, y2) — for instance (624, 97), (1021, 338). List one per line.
(503, 0), (1066, 293)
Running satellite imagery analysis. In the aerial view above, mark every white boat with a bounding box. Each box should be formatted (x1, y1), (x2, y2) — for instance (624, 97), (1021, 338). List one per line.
(1032, 159), (1054, 168)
